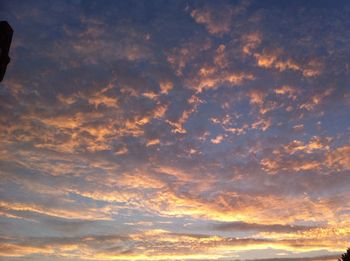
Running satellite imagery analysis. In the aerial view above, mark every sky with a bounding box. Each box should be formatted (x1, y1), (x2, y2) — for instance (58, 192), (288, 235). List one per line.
(0, 0), (349, 260)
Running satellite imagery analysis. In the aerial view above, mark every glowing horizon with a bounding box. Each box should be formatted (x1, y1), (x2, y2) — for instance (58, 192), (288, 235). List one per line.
(0, 0), (349, 260)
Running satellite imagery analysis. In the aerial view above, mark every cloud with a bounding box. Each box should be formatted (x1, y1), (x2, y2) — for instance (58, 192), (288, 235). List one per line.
(259, 137), (345, 174)
(274, 86), (300, 100)
(251, 117), (272, 131)
(187, 69), (255, 93)
(242, 32), (262, 55)
(159, 81), (174, 95)
(0, 229), (346, 260)
(253, 255), (340, 261)
(211, 135), (224, 144)
(166, 37), (212, 76)
(213, 221), (317, 233)
(166, 95), (204, 133)
(248, 89), (266, 106)
(1, 1), (350, 260)
(190, 1), (248, 35)
(0, 200), (113, 221)
(253, 49), (301, 72)
(300, 88), (334, 111)
(48, 217), (94, 230)
(146, 139), (160, 147)
(326, 144), (350, 171)
(252, 48), (324, 79)
(57, 16), (153, 64)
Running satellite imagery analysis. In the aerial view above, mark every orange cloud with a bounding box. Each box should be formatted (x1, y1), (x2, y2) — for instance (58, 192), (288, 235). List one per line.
(326, 144), (350, 171)
(159, 81), (173, 95)
(242, 32), (262, 55)
(300, 88), (334, 111)
(146, 139), (160, 146)
(253, 49), (323, 79)
(191, 8), (231, 35)
(0, 200), (112, 220)
(211, 135), (224, 144)
(190, 2), (248, 35)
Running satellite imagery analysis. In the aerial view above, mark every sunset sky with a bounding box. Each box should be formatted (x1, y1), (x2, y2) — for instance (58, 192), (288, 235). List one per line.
(0, 0), (350, 260)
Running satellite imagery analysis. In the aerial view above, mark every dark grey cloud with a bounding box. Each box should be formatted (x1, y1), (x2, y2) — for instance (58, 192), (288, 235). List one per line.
(212, 221), (317, 233)
(251, 254), (340, 261)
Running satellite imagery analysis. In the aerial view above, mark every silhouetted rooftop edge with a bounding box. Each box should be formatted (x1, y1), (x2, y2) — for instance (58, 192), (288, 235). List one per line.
(0, 21), (13, 82)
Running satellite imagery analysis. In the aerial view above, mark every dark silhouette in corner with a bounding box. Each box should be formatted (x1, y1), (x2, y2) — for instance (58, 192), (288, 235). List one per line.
(339, 248), (350, 261)
(0, 21), (13, 82)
